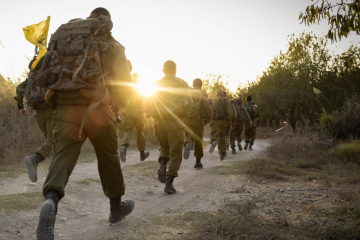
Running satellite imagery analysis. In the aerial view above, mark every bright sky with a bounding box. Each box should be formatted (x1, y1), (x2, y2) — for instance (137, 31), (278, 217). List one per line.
(0, 0), (359, 92)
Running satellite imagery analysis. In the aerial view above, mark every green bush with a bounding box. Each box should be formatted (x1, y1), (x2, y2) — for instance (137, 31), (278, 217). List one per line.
(333, 140), (360, 165)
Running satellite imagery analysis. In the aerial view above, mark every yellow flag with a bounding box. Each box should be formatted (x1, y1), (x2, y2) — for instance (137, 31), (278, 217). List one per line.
(23, 16), (50, 70)
(313, 87), (322, 95)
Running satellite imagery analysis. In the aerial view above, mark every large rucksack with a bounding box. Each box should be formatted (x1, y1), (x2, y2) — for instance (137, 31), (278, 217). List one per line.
(233, 101), (247, 121)
(151, 76), (189, 118)
(23, 70), (47, 109)
(212, 97), (226, 119)
(244, 102), (260, 120)
(37, 16), (113, 100)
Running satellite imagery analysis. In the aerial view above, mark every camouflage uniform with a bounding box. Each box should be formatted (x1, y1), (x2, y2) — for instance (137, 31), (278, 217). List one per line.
(244, 102), (260, 147)
(41, 38), (133, 200)
(183, 89), (212, 160)
(225, 99), (237, 149)
(151, 74), (193, 178)
(230, 100), (251, 150)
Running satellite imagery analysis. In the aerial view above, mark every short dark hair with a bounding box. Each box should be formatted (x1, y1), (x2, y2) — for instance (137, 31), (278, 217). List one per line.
(193, 78), (202, 88)
(216, 90), (224, 97)
(246, 95), (252, 102)
(90, 7), (111, 18)
(163, 60), (176, 74)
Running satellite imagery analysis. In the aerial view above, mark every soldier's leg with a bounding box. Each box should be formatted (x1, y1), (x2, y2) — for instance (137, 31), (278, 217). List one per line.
(166, 120), (184, 178)
(236, 123), (244, 151)
(218, 121), (227, 154)
(120, 114), (135, 162)
(194, 120), (204, 168)
(230, 125), (236, 148)
(244, 121), (251, 150)
(87, 105), (125, 199)
(154, 119), (169, 183)
(209, 120), (220, 153)
(42, 106), (87, 200)
(25, 107), (55, 182)
(134, 114), (146, 152)
(249, 126), (257, 151)
(183, 118), (195, 159)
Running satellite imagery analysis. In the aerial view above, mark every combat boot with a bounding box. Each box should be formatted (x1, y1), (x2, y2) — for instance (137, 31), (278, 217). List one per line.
(238, 142), (243, 151)
(109, 198), (135, 224)
(209, 140), (218, 153)
(24, 153), (43, 183)
(164, 176), (176, 194)
(244, 141), (249, 150)
(140, 151), (150, 161)
(249, 144), (253, 151)
(194, 158), (203, 169)
(120, 145), (127, 162)
(157, 158), (168, 183)
(183, 142), (192, 160)
(231, 147), (236, 154)
(36, 191), (59, 240)
(220, 151), (226, 161)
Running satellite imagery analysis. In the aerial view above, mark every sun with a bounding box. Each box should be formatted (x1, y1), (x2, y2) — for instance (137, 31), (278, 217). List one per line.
(136, 80), (157, 97)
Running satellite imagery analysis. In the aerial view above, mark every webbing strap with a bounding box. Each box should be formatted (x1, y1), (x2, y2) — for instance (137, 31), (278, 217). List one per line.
(73, 35), (94, 83)
(78, 100), (101, 139)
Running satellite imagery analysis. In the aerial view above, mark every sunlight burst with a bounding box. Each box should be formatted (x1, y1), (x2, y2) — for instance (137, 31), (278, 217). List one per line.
(136, 80), (157, 97)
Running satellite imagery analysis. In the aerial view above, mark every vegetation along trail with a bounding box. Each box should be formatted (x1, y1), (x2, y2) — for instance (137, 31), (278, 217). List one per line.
(0, 138), (270, 240)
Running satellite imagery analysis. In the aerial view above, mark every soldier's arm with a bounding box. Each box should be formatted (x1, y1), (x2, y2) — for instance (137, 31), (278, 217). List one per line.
(108, 43), (134, 108)
(183, 81), (193, 112)
(15, 80), (28, 109)
(202, 94), (213, 119)
(232, 104), (237, 122)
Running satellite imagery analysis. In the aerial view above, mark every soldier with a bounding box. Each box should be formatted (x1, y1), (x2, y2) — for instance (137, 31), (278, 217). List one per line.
(244, 96), (259, 151)
(15, 56), (55, 183)
(183, 78), (212, 169)
(223, 91), (236, 151)
(209, 90), (233, 160)
(120, 62), (150, 162)
(230, 99), (251, 154)
(35, 8), (134, 239)
(150, 60), (193, 194)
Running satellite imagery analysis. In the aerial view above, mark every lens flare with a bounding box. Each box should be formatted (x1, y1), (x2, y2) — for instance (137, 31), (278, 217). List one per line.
(136, 80), (157, 97)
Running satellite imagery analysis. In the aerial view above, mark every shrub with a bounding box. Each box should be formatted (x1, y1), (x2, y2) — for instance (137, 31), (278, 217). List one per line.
(332, 140), (360, 165)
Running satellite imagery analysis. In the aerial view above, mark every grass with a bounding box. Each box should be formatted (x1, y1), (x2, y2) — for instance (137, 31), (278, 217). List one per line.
(122, 161), (159, 178)
(332, 140), (360, 165)
(76, 178), (100, 185)
(0, 192), (43, 213)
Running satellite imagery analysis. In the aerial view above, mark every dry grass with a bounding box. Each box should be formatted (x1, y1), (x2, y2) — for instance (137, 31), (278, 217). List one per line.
(0, 192), (43, 213)
(75, 178), (100, 185)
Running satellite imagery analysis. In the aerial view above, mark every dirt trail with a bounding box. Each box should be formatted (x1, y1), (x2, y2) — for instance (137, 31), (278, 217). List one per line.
(0, 139), (270, 240)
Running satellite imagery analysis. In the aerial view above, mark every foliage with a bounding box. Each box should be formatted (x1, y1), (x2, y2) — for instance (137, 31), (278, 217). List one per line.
(300, 0), (360, 42)
(332, 140), (360, 164)
(202, 74), (235, 99)
(320, 96), (360, 140)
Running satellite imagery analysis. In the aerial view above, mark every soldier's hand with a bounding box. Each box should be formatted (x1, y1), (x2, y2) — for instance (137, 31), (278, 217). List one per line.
(249, 121), (253, 127)
(20, 108), (27, 116)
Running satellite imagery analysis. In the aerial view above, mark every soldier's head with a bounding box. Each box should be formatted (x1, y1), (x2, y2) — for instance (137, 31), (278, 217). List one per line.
(90, 7), (111, 19)
(246, 95), (252, 102)
(216, 90), (224, 97)
(223, 91), (227, 98)
(193, 78), (202, 89)
(127, 60), (133, 73)
(163, 60), (176, 75)
(133, 73), (139, 83)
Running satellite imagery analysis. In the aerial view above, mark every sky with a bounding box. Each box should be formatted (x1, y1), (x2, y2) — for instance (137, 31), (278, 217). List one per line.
(0, 0), (359, 92)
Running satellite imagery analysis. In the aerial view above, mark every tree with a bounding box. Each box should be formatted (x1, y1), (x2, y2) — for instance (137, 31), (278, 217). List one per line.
(202, 74), (234, 99)
(300, 0), (360, 41)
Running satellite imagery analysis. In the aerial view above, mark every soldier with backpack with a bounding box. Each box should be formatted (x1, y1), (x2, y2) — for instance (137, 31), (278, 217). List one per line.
(230, 99), (251, 154)
(150, 60), (193, 194)
(15, 56), (55, 183)
(120, 63), (150, 162)
(244, 96), (259, 151)
(209, 90), (233, 160)
(35, 8), (135, 239)
(183, 78), (212, 168)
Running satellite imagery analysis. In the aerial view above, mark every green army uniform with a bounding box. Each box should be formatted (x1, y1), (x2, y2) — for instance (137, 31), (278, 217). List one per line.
(225, 99), (237, 150)
(244, 102), (260, 149)
(120, 88), (149, 161)
(230, 100), (251, 152)
(16, 75), (55, 183)
(41, 37), (133, 201)
(151, 74), (193, 184)
(209, 96), (233, 160)
(183, 89), (212, 164)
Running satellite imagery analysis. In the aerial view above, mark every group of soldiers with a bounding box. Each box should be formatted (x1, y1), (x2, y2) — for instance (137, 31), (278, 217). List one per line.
(14, 7), (259, 240)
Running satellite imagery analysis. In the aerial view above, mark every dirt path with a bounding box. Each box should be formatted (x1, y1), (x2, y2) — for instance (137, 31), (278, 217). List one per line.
(0, 139), (270, 240)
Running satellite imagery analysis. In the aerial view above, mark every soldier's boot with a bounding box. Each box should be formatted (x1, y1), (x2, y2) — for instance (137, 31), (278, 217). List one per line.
(24, 153), (43, 183)
(194, 158), (203, 169)
(157, 158), (168, 183)
(109, 198), (135, 224)
(209, 140), (218, 153)
(244, 141), (249, 150)
(249, 144), (253, 151)
(120, 145), (127, 162)
(164, 175), (176, 194)
(183, 142), (192, 160)
(140, 151), (150, 161)
(238, 142), (243, 151)
(36, 191), (59, 240)
(220, 151), (226, 161)
(231, 147), (236, 154)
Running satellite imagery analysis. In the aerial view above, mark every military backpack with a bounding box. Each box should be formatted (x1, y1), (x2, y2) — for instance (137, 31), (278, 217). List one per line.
(212, 97), (226, 119)
(187, 89), (204, 119)
(37, 16), (113, 99)
(244, 102), (260, 120)
(233, 101), (247, 121)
